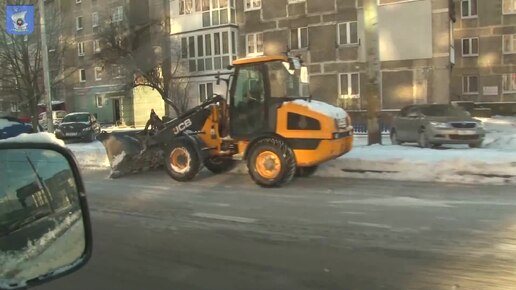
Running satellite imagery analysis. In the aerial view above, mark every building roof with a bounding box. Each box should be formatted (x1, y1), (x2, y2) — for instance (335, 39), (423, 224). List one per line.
(232, 55), (288, 66)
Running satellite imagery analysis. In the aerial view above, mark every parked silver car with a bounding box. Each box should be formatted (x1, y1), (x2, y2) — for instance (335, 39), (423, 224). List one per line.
(390, 104), (486, 148)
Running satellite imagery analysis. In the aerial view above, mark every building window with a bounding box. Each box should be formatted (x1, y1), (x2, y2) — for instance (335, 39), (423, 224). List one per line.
(461, 0), (477, 18)
(76, 16), (83, 30)
(462, 37), (478, 56)
(199, 83), (214, 103)
(503, 74), (516, 92)
(463, 75), (478, 94)
(93, 39), (101, 53)
(179, 0), (194, 15)
(201, 0), (236, 26)
(92, 12), (99, 27)
(290, 27), (308, 50)
(503, 0), (516, 14)
(338, 22), (358, 45)
(96, 95), (103, 108)
(95, 67), (102, 81)
(245, 0), (261, 11)
(503, 34), (516, 54)
(339, 73), (360, 110)
(181, 30), (236, 73)
(112, 64), (123, 78)
(246, 32), (263, 56)
(112, 6), (123, 22)
(79, 69), (86, 82)
(77, 42), (85, 56)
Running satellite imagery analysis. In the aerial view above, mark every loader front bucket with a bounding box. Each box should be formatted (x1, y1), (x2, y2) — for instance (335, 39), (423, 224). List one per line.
(97, 131), (164, 178)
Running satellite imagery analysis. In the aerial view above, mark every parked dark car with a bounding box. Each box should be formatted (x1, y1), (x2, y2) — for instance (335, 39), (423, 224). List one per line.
(0, 116), (43, 140)
(390, 104), (486, 148)
(54, 112), (101, 142)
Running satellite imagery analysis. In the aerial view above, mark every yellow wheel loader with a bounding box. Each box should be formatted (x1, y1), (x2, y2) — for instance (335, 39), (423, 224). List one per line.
(99, 55), (354, 187)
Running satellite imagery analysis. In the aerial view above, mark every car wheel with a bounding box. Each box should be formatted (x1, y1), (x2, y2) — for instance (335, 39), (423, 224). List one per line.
(390, 130), (402, 145)
(418, 131), (430, 148)
(469, 141), (482, 148)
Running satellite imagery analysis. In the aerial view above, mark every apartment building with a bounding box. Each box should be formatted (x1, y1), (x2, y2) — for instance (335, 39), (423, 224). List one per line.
(169, 0), (239, 107)
(65, 0), (165, 126)
(236, 0), (454, 112)
(451, 0), (516, 103)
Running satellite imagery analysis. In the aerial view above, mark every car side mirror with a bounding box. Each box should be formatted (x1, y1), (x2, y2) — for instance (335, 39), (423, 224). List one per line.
(0, 142), (92, 290)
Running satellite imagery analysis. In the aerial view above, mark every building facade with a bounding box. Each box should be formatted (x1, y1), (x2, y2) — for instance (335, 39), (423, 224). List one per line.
(236, 0), (454, 112)
(64, 0), (165, 126)
(451, 0), (516, 104)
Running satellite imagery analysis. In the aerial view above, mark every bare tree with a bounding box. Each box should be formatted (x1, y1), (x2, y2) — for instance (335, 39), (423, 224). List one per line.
(95, 3), (190, 118)
(0, 0), (71, 131)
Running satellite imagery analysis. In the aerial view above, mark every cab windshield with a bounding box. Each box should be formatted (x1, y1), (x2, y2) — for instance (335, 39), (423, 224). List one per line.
(267, 61), (310, 99)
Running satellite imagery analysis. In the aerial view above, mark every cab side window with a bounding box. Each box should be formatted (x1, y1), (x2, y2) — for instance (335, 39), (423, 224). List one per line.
(233, 64), (265, 107)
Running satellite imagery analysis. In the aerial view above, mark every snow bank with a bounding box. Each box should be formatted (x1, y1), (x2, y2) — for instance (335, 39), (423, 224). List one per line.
(477, 116), (516, 150)
(66, 141), (110, 169)
(0, 132), (65, 147)
(290, 99), (347, 119)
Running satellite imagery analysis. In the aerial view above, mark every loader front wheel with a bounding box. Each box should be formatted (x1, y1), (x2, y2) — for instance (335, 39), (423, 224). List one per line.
(247, 138), (296, 187)
(165, 141), (201, 182)
(204, 157), (236, 174)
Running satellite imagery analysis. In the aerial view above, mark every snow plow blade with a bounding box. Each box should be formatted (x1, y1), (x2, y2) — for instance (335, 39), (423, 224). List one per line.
(97, 131), (164, 178)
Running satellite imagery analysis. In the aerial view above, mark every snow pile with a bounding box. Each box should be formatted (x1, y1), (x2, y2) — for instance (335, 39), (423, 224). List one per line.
(112, 151), (126, 168)
(477, 116), (516, 150)
(290, 99), (347, 119)
(66, 141), (110, 169)
(315, 136), (516, 185)
(0, 132), (65, 147)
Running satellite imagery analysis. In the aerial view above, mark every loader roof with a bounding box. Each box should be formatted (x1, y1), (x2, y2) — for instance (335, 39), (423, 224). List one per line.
(232, 55), (288, 66)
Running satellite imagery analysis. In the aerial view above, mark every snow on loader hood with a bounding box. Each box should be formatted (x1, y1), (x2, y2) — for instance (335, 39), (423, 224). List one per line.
(288, 99), (348, 119)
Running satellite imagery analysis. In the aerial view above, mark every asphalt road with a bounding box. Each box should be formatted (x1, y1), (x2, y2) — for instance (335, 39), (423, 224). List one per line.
(35, 169), (516, 290)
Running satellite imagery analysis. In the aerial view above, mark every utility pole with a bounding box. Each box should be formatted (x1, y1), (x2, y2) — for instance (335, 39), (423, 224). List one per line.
(38, 0), (54, 133)
(363, 0), (381, 145)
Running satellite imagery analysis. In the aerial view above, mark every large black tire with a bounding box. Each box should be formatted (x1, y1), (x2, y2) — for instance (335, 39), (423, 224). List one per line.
(164, 140), (201, 182)
(295, 166), (318, 177)
(204, 157), (236, 174)
(247, 138), (296, 187)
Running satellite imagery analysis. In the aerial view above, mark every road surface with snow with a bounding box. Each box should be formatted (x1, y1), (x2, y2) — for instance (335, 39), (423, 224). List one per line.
(35, 169), (516, 290)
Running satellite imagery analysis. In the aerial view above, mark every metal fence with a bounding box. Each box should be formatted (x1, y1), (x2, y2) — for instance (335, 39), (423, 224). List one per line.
(352, 124), (391, 135)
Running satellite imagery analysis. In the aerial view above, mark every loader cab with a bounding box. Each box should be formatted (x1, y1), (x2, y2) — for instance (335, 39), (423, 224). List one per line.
(229, 56), (310, 138)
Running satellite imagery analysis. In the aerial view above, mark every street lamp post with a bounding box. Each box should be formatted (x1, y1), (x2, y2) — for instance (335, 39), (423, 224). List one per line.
(363, 0), (382, 145)
(38, 0), (54, 133)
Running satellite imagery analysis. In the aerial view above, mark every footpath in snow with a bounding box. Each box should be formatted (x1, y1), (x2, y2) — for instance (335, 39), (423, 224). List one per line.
(63, 116), (516, 185)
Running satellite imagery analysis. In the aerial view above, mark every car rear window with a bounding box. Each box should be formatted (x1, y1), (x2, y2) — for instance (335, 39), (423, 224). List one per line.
(62, 114), (89, 123)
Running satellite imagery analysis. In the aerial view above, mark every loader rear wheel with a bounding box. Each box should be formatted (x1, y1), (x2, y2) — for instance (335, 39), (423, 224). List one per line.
(295, 166), (318, 177)
(204, 157), (236, 174)
(164, 141), (201, 182)
(247, 138), (296, 187)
